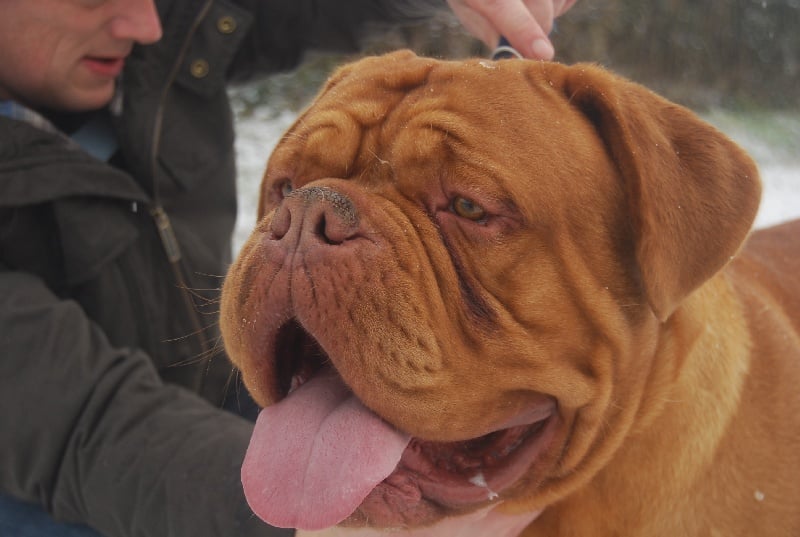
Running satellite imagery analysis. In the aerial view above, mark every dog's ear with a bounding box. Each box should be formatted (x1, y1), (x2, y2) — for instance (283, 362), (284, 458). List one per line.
(557, 64), (761, 321)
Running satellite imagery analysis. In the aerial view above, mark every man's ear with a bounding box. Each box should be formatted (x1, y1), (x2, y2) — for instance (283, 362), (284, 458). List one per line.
(556, 63), (761, 321)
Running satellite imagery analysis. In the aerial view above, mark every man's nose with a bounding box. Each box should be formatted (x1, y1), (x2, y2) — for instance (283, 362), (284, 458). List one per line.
(109, 0), (163, 44)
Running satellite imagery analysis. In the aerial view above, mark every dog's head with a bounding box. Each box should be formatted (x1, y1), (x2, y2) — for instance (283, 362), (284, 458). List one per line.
(220, 51), (760, 531)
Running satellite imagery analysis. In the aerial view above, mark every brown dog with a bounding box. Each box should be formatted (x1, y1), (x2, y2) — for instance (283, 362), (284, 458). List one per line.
(220, 51), (800, 536)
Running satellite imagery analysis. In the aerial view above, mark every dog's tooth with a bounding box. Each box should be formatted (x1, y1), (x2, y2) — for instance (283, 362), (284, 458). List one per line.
(469, 472), (499, 501)
(289, 375), (301, 393)
(469, 472), (488, 488)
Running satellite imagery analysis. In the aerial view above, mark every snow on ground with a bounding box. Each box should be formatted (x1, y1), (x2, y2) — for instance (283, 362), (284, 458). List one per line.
(233, 108), (297, 252)
(702, 109), (800, 230)
(232, 106), (799, 252)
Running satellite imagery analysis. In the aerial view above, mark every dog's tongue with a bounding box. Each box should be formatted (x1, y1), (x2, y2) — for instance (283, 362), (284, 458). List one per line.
(241, 371), (411, 530)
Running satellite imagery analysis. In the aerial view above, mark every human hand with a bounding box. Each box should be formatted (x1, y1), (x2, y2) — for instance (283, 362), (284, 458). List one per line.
(446, 0), (577, 60)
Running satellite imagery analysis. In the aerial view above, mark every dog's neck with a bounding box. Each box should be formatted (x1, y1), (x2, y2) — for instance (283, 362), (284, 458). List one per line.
(635, 274), (751, 440)
(533, 274), (753, 536)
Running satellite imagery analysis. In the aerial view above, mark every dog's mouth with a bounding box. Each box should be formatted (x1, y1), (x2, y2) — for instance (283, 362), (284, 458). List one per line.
(359, 413), (557, 527)
(273, 319), (329, 396)
(241, 319), (558, 530)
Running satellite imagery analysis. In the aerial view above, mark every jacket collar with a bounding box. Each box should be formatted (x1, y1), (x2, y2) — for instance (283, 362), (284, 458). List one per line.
(0, 117), (148, 208)
(0, 100), (63, 137)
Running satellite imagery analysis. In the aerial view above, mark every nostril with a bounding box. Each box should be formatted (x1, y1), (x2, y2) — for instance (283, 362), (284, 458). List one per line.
(268, 186), (359, 246)
(301, 187), (359, 245)
(270, 201), (292, 240)
(315, 212), (354, 245)
(314, 203), (359, 245)
(314, 214), (334, 244)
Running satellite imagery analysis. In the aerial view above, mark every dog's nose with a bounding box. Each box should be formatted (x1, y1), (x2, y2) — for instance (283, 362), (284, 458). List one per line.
(270, 186), (359, 246)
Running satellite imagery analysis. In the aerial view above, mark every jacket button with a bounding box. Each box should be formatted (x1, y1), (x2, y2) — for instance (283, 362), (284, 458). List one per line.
(190, 59), (210, 78)
(217, 15), (237, 34)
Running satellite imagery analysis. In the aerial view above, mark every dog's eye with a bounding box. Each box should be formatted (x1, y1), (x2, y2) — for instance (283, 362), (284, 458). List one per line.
(278, 180), (293, 198)
(451, 196), (486, 222)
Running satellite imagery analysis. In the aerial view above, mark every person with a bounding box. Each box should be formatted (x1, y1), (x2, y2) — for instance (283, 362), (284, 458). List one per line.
(0, 1), (576, 536)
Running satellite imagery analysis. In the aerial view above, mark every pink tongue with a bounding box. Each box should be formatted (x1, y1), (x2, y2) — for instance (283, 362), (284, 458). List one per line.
(241, 372), (411, 530)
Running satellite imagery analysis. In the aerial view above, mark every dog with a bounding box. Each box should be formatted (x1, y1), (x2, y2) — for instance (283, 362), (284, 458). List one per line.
(220, 51), (800, 536)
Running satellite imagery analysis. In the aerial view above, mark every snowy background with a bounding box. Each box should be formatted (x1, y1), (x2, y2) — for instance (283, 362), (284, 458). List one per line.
(231, 103), (799, 253)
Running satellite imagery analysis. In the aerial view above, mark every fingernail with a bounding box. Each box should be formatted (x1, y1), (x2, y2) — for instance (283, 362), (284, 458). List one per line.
(532, 38), (554, 60)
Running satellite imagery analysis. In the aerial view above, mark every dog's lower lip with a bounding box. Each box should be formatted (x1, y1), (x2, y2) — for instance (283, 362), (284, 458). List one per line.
(388, 406), (558, 509)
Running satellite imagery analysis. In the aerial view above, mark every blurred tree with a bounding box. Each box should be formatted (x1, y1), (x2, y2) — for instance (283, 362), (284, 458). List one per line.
(546, 0), (799, 108)
(233, 1), (799, 112)
(395, 0), (800, 108)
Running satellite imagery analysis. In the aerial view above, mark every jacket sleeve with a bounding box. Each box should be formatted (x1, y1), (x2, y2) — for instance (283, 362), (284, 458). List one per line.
(227, 0), (447, 79)
(0, 270), (291, 537)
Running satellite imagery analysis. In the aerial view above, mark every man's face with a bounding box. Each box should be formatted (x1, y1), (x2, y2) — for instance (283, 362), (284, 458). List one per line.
(0, 0), (162, 111)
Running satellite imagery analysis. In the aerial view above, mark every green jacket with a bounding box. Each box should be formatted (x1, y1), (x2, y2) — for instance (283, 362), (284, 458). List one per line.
(0, 1), (441, 535)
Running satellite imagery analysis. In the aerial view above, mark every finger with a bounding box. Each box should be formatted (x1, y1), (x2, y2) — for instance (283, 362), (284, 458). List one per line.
(523, 0), (556, 34)
(475, 0), (556, 60)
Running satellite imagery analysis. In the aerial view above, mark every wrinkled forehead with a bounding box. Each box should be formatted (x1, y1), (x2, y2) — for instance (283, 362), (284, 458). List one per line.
(266, 53), (590, 187)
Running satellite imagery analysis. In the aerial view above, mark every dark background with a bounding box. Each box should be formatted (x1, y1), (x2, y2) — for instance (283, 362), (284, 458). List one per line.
(532, 0), (798, 109)
(234, 1), (799, 114)
(407, 0), (800, 109)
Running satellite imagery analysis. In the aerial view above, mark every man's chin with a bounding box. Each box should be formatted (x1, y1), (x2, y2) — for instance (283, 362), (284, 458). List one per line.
(40, 78), (117, 113)
(63, 86), (116, 112)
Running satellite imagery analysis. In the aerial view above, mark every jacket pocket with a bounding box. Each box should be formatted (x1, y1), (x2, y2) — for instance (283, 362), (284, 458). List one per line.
(52, 198), (141, 287)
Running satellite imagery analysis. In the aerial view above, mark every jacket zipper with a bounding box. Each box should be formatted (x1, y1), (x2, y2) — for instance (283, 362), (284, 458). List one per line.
(146, 0), (216, 369)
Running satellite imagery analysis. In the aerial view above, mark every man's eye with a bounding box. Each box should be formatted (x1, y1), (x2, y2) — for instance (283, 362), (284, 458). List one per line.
(450, 196), (486, 221)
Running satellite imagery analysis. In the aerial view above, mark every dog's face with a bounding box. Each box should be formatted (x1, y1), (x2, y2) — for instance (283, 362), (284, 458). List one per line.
(220, 51), (759, 531)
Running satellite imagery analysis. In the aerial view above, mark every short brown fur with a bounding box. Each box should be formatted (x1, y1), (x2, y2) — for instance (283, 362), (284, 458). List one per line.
(221, 51), (800, 535)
